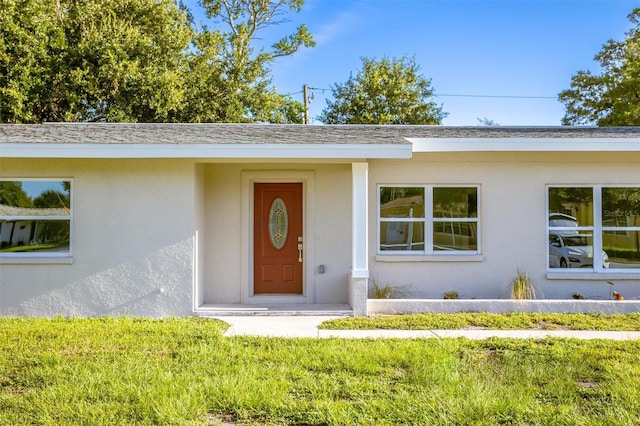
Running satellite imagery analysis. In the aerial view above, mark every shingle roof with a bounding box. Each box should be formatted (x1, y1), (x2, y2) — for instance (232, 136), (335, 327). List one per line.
(2, 123), (640, 145)
(0, 204), (69, 217)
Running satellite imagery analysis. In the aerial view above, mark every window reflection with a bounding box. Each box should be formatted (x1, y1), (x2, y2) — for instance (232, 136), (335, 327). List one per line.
(602, 231), (640, 269)
(548, 187), (593, 227)
(548, 231), (597, 269)
(433, 187), (477, 218)
(380, 187), (424, 218)
(379, 185), (479, 254)
(380, 222), (424, 251)
(0, 180), (71, 254)
(602, 187), (640, 228)
(433, 187), (477, 251)
(0, 220), (70, 252)
(434, 222), (477, 251)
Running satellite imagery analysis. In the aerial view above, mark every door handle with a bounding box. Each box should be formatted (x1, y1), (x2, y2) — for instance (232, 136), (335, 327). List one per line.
(298, 236), (303, 263)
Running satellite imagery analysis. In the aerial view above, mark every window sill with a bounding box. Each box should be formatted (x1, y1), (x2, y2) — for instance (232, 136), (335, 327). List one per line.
(376, 254), (484, 262)
(0, 256), (73, 265)
(546, 271), (640, 280)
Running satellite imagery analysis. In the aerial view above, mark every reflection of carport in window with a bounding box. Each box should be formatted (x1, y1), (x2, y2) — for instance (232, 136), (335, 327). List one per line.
(379, 185), (479, 254)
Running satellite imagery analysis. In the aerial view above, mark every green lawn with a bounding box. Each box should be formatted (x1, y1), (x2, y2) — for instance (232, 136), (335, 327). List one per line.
(321, 312), (640, 331)
(2, 317), (640, 425)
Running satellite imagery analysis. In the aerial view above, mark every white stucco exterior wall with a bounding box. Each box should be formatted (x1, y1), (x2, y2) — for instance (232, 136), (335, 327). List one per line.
(201, 162), (352, 305)
(369, 151), (640, 301)
(0, 159), (196, 317)
(5, 147), (640, 317)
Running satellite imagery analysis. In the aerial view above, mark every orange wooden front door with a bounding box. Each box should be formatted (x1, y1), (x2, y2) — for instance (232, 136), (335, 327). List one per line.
(254, 183), (303, 294)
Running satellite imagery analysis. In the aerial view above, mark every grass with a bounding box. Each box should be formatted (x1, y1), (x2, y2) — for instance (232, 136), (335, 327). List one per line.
(511, 270), (536, 299)
(2, 317), (640, 425)
(320, 312), (640, 331)
(0, 240), (69, 253)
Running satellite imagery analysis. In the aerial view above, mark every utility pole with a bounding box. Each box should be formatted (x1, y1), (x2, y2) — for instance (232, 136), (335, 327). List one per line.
(303, 84), (309, 125)
(302, 85), (319, 124)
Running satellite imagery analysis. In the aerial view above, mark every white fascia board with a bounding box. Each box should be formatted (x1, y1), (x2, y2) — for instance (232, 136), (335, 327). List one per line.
(409, 138), (640, 152)
(0, 143), (412, 159)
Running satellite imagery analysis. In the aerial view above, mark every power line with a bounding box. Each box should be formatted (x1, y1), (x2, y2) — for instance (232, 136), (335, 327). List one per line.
(288, 90), (557, 100)
(285, 87), (329, 97)
(434, 93), (557, 99)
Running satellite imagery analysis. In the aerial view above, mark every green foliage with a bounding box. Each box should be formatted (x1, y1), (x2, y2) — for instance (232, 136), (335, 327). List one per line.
(320, 55), (447, 124)
(179, 0), (313, 123)
(0, 0), (63, 123)
(443, 290), (459, 299)
(32, 189), (69, 210)
(559, 8), (640, 126)
(0, 181), (33, 208)
(0, 239), (69, 253)
(322, 312), (640, 331)
(2, 317), (640, 424)
(0, 0), (312, 123)
(0, 0), (193, 123)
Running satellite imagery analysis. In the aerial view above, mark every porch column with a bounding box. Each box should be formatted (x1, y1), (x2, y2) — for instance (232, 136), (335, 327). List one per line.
(350, 162), (369, 316)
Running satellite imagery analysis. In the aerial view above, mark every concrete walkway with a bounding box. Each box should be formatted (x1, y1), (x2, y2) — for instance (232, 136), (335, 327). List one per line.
(214, 316), (640, 340)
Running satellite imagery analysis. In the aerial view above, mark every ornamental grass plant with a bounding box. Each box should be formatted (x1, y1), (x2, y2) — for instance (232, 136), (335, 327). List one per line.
(511, 270), (536, 300)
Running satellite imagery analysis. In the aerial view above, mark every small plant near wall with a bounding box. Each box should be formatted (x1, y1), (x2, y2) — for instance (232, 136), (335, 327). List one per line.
(511, 270), (536, 300)
(572, 292), (585, 300)
(372, 282), (394, 299)
(443, 291), (459, 299)
(606, 281), (625, 300)
(368, 273), (407, 299)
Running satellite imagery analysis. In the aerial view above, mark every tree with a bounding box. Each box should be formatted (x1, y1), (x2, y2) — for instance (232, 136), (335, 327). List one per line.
(33, 189), (70, 210)
(179, 0), (314, 123)
(0, 0), (194, 123)
(0, 182), (33, 208)
(477, 117), (499, 126)
(319, 56), (447, 125)
(0, 0), (312, 123)
(559, 8), (640, 126)
(0, 0), (65, 123)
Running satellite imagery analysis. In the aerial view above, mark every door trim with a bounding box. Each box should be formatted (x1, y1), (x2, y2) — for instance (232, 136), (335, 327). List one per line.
(240, 171), (316, 304)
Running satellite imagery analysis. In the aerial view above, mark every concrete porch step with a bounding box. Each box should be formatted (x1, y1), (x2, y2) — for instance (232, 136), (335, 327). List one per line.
(194, 303), (353, 316)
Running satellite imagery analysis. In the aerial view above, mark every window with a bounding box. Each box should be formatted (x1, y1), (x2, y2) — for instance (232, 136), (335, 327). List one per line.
(0, 180), (72, 257)
(547, 186), (640, 272)
(378, 185), (479, 255)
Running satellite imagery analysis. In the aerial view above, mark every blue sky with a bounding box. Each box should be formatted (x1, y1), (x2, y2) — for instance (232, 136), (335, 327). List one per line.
(184, 0), (637, 125)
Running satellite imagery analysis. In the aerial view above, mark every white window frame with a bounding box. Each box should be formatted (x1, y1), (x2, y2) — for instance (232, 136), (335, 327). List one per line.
(0, 178), (73, 263)
(377, 184), (480, 256)
(546, 184), (640, 274)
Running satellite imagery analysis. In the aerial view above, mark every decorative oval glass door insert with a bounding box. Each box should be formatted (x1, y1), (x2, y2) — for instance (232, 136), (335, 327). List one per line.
(268, 198), (288, 249)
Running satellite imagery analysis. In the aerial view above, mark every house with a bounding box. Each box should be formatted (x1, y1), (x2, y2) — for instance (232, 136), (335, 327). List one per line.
(2, 123), (640, 317)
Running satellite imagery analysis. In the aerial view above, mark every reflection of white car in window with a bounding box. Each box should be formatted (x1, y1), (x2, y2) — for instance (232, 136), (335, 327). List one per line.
(549, 233), (610, 268)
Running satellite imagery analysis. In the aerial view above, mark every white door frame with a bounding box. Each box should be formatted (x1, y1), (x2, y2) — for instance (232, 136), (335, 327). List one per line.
(240, 170), (316, 304)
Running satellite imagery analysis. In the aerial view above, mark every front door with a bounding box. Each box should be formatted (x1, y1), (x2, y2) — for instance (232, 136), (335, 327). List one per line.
(253, 183), (303, 294)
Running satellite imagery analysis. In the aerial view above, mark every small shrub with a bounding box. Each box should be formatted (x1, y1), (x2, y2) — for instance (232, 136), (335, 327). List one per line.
(372, 282), (394, 299)
(511, 270), (536, 299)
(443, 291), (459, 299)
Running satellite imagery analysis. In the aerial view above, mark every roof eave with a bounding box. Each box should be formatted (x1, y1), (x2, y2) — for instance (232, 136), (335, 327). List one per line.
(0, 143), (413, 160)
(409, 138), (640, 152)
